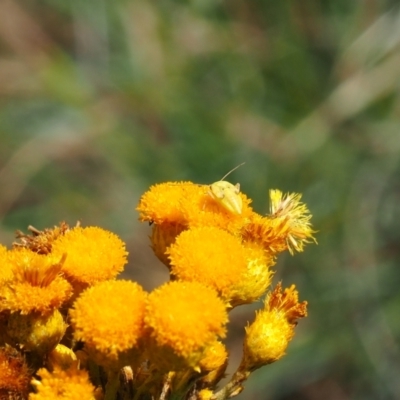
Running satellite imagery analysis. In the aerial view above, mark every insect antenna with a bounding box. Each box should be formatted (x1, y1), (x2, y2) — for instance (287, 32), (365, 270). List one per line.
(219, 162), (245, 181)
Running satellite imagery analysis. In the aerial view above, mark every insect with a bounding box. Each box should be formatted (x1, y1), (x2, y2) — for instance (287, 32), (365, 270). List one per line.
(208, 163), (245, 215)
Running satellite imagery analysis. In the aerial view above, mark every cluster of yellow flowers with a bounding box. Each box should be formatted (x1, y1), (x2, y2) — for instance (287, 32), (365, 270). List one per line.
(0, 179), (315, 400)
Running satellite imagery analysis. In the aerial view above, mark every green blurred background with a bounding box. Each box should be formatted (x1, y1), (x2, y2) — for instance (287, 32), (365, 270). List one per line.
(1, 1), (400, 399)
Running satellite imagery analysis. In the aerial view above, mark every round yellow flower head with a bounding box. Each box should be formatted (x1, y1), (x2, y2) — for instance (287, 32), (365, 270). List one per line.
(51, 226), (128, 287)
(30, 367), (96, 400)
(7, 309), (67, 357)
(167, 226), (247, 302)
(241, 283), (307, 372)
(144, 281), (228, 370)
(0, 249), (72, 315)
(0, 346), (31, 399)
(69, 280), (146, 370)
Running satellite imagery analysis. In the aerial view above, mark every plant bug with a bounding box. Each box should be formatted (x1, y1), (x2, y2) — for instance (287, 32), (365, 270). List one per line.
(208, 163), (245, 215)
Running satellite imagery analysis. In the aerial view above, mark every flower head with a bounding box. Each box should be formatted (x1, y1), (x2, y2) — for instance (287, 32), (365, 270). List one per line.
(69, 280), (146, 370)
(51, 226), (128, 287)
(167, 227), (248, 302)
(241, 282), (307, 371)
(0, 249), (72, 315)
(144, 281), (228, 370)
(242, 190), (316, 255)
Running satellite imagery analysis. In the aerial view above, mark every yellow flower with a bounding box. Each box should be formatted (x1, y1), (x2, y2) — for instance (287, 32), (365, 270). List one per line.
(242, 190), (316, 255)
(144, 281), (228, 370)
(69, 280), (146, 370)
(13, 222), (73, 255)
(167, 227), (247, 302)
(241, 283), (307, 371)
(51, 226), (128, 287)
(0, 346), (31, 399)
(0, 249), (72, 315)
(30, 367), (96, 400)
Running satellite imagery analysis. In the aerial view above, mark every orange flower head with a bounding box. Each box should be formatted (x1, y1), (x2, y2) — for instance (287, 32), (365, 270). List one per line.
(69, 280), (147, 370)
(51, 226), (128, 286)
(167, 227), (247, 302)
(30, 366), (96, 400)
(242, 190), (316, 255)
(241, 282), (307, 371)
(145, 281), (228, 370)
(0, 248), (72, 315)
(0, 346), (31, 399)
